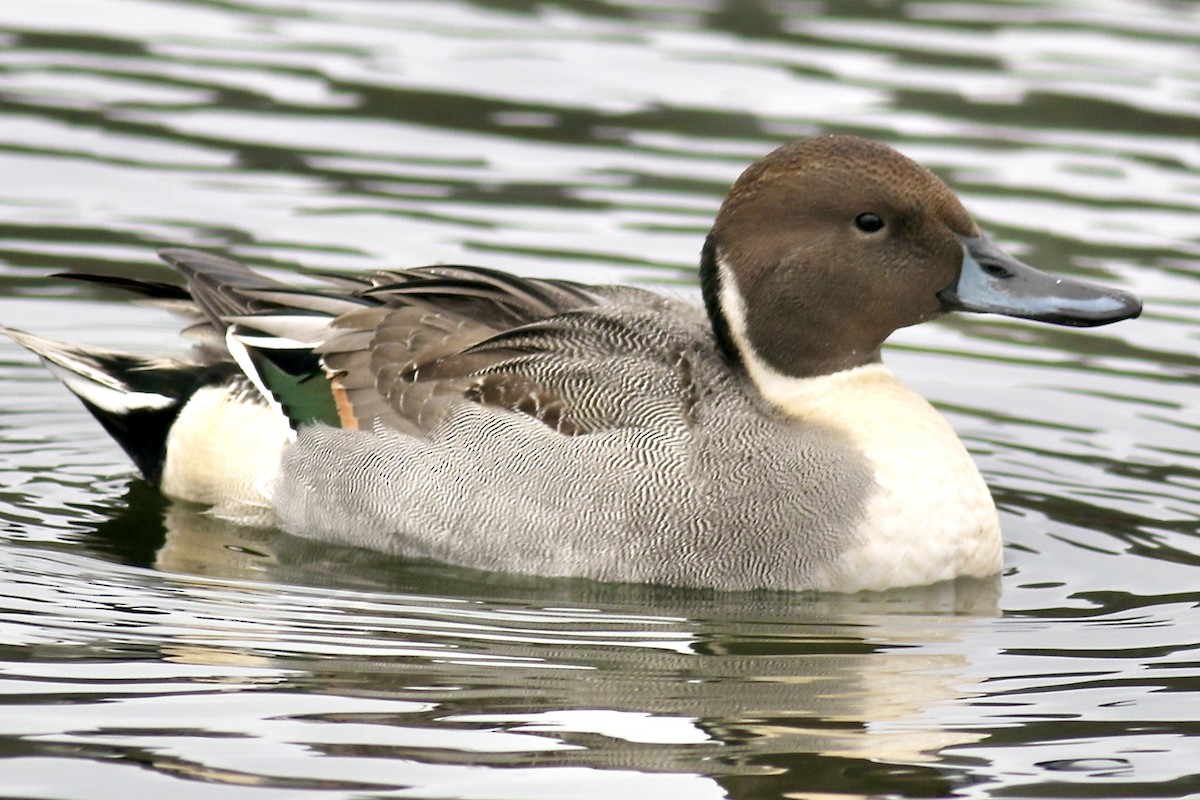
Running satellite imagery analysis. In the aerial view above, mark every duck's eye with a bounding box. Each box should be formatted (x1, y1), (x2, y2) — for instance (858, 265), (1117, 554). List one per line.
(854, 213), (884, 233)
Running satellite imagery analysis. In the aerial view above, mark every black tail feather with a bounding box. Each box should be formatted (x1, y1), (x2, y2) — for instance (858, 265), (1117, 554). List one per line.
(2, 326), (235, 486)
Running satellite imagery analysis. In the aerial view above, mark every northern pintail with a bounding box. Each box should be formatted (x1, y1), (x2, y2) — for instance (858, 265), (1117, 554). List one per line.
(3, 136), (1142, 592)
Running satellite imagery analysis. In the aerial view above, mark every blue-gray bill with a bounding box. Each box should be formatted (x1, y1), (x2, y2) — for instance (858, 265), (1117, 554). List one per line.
(939, 235), (1142, 326)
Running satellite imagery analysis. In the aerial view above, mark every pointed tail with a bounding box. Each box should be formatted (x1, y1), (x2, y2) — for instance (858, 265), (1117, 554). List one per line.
(2, 326), (224, 485)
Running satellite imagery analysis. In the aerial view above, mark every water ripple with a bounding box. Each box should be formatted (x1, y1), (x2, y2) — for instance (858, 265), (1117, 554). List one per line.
(2, 0), (1199, 797)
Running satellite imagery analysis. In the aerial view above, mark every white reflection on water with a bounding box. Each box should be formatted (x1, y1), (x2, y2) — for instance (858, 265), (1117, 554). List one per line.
(0, 537), (998, 797)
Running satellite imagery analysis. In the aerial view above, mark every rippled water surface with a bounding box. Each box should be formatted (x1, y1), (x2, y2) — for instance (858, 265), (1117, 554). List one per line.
(1, 1), (1199, 797)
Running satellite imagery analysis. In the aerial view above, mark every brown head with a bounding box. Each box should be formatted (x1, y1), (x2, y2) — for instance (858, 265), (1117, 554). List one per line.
(700, 135), (1141, 380)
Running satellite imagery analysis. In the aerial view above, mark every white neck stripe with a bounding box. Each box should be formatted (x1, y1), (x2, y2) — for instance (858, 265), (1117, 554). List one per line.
(716, 253), (835, 409)
(716, 252), (889, 415)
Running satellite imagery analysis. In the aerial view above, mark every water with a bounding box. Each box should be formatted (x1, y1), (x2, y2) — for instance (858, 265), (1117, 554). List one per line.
(1, 0), (1198, 797)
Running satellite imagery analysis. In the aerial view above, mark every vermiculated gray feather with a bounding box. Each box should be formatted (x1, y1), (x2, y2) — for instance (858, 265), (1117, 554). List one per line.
(272, 287), (873, 590)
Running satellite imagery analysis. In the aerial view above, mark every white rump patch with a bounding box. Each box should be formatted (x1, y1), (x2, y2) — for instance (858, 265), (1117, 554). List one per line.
(160, 384), (291, 516)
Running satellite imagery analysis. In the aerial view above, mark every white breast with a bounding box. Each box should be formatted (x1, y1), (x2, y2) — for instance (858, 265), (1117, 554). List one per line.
(715, 255), (1002, 592)
(756, 363), (1002, 592)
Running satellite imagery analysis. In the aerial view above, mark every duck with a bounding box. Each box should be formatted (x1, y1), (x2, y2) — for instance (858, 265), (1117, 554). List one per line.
(2, 135), (1142, 592)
